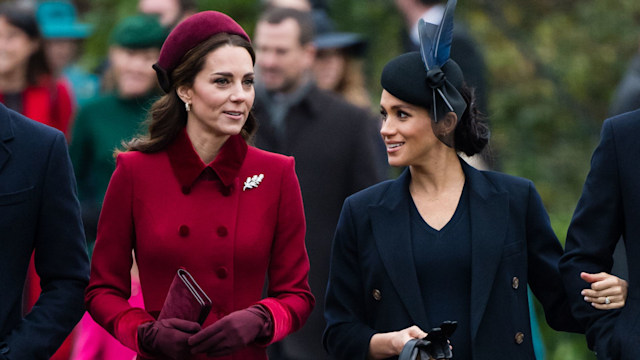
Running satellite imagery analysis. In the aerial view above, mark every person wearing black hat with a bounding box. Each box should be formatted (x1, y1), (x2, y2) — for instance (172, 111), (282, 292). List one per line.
(312, 9), (370, 109)
(323, 1), (627, 359)
(84, 11), (314, 360)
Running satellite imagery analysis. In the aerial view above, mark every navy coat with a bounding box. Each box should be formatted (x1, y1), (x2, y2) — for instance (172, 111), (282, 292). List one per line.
(560, 110), (640, 359)
(324, 161), (581, 360)
(0, 104), (89, 359)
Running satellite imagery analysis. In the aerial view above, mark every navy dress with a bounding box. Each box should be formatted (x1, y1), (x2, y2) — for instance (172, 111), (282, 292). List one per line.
(410, 183), (471, 359)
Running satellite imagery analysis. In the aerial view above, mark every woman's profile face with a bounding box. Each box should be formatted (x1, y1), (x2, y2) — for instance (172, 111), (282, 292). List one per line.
(179, 45), (255, 139)
(379, 90), (438, 167)
(0, 17), (38, 77)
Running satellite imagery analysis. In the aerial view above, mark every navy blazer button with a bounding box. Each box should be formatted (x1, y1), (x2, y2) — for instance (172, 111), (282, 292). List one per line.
(372, 289), (382, 301)
(0, 342), (9, 354)
(216, 267), (228, 279)
(179, 225), (190, 237)
(217, 226), (228, 237)
(515, 332), (525, 344)
(512, 276), (519, 289)
(181, 185), (191, 195)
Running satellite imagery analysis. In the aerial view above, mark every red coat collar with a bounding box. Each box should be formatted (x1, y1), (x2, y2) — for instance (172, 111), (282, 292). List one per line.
(167, 128), (247, 189)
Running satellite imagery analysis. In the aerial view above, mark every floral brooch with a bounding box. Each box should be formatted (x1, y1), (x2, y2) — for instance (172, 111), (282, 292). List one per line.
(243, 174), (264, 191)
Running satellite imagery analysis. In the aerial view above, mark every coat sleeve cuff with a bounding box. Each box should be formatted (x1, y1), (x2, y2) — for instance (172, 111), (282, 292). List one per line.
(256, 298), (291, 344)
(113, 307), (155, 353)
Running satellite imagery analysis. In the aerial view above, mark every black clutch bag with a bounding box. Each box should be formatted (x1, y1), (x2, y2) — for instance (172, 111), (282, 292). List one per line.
(157, 268), (212, 325)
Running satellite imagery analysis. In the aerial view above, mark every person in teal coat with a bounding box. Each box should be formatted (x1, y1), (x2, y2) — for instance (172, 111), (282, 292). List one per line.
(69, 14), (167, 252)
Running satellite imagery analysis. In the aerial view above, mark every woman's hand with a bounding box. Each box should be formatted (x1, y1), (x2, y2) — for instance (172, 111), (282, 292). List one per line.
(137, 318), (201, 359)
(580, 272), (628, 310)
(188, 305), (271, 357)
(368, 325), (427, 359)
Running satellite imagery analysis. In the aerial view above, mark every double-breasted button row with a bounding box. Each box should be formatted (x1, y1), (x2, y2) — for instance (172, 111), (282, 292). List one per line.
(372, 289), (382, 301)
(512, 276), (519, 290)
(514, 332), (525, 344)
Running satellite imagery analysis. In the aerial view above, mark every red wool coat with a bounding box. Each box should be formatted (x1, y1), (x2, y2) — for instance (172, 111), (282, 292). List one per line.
(85, 130), (314, 359)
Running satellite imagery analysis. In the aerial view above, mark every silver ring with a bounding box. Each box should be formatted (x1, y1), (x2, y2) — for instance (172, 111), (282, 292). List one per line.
(605, 296), (611, 305)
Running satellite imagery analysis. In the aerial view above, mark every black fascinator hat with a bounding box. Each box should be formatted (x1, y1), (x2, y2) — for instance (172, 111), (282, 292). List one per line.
(381, 0), (467, 147)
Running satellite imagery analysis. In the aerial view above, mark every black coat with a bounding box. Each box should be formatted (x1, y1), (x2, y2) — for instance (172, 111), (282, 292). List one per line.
(0, 104), (89, 359)
(254, 85), (387, 359)
(560, 109), (640, 359)
(324, 162), (582, 360)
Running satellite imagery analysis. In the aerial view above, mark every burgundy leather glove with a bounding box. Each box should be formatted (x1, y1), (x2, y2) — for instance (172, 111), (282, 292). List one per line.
(137, 318), (201, 359)
(188, 305), (273, 357)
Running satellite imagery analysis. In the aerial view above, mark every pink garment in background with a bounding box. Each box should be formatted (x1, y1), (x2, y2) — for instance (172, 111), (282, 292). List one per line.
(71, 275), (143, 359)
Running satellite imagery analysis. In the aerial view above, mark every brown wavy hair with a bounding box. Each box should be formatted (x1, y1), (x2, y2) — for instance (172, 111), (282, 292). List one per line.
(124, 33), (257, 153)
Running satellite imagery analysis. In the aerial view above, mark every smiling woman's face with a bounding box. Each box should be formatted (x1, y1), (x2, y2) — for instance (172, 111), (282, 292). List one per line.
(178, 45), (255, 140)
(379, 90), (439, 167)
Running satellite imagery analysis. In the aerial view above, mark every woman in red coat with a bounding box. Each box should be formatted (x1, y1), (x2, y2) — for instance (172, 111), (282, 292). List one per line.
(85, 11), (314, 359)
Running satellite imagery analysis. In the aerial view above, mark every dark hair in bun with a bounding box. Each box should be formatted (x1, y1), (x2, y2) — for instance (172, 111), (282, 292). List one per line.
(454, 84), (489, 156)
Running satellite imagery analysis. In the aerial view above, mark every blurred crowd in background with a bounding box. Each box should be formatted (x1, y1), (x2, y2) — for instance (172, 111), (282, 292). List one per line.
(1, 0), (640, 359)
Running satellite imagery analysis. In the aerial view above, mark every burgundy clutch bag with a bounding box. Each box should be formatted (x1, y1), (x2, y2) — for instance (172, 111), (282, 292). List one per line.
(158, 268), (212, 325)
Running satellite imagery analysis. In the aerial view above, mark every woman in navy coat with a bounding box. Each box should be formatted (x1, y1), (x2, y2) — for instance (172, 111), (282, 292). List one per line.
(323, 3), (625, 359)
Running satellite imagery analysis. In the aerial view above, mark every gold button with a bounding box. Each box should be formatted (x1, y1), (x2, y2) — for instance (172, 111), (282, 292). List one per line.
(372, 289), (382, 301)
(512, 276), (519, 289)
(515, 332), (524, 344)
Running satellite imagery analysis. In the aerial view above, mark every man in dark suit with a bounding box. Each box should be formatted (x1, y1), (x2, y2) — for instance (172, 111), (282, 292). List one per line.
(560, 109), (640, 360)
(0, 103), (89, 359)
(253, 7), (387, 360)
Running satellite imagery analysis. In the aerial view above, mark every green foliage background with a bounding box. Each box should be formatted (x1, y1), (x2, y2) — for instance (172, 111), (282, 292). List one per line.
(74, 0), (640, 358)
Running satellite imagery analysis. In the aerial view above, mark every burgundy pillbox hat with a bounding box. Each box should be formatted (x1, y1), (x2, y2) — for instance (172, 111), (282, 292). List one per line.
(153, 11), (250, 93)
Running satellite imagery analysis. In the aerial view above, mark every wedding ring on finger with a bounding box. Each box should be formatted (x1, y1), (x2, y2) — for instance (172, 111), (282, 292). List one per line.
(605, 296), (611, 305)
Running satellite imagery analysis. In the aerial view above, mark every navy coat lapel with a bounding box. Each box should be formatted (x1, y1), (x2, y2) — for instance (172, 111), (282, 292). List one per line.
(368, 162), (510, 337)
(369, 170), (430, 328)
(462, 162), (510, 341)
(0, 105), (14, 173)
